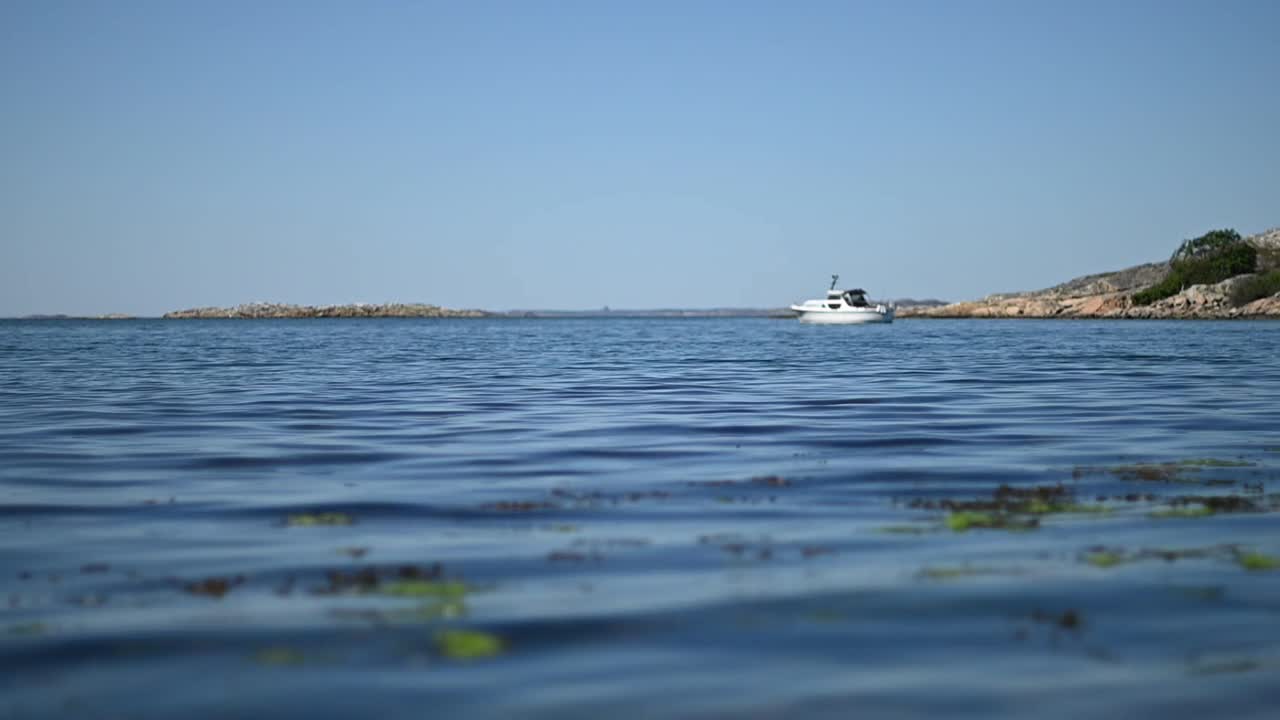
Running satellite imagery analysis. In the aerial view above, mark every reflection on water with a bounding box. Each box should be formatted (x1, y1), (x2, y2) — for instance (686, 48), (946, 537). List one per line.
(1, 318), (1279, 718)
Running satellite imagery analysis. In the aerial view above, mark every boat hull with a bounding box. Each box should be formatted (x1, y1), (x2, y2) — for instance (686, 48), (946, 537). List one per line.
(789, 306), (895, 324)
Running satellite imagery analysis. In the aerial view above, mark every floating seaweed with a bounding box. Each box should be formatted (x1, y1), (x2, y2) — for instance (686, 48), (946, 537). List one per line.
(1166, 495), (1262, 513)
(317, 564), (447, 595)
(946, 511), (1038, 532)
(1177, 458), (1254, 468)
(434, 629), (504, 660)
(1083, 550), (1126, 568)
(184, 576), (245, 598)
(1235, 551), (1280, 572)
(1105, 463), (1182, 483)
(285, 512), (354, 527)
(1096, 458), (1256, 484)
(379, 580), (469, 599)
(1143, 491), (1269, 518)
(1080, 545), (1237, 568)
(907, 484), (1106, 517)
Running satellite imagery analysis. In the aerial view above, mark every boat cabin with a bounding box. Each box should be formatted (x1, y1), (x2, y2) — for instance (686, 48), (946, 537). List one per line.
(826, 288), (870, 309)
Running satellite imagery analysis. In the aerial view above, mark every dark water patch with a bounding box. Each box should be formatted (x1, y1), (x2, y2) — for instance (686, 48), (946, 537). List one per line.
(182, 449), (409, 470)
(791, 397), (884, 407)
(227, 501), (452, 524)
(59, 425), (152, 437)
(809, 435), (970, 450)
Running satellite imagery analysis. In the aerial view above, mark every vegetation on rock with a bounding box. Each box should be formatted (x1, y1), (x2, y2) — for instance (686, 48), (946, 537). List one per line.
(1229, 269), (1280, 307)
(1133, 229), (1257, 305)
(1170, 229), (1248, 263)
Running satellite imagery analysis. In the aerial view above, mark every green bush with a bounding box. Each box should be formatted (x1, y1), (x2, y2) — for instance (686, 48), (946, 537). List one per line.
(1230, 269), (1280, 307)
(1133, 276), (1186, 306)
(1133, 229), (1257, 305)
(1170, 229), (1243, 262)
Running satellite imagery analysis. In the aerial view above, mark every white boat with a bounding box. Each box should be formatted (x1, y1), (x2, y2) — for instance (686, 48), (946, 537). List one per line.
(790, 275), (895, 324)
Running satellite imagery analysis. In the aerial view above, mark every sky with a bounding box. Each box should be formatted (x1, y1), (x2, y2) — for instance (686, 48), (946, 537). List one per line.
(2, 0), (1278, 315)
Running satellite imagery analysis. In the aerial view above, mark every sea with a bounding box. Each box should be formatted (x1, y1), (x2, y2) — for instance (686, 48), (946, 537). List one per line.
(2, 318), (1279, 719)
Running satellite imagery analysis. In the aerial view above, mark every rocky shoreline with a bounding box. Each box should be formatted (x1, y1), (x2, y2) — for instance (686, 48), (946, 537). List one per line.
(898, 228), (1280, 320)
(163, 302), (489, 319)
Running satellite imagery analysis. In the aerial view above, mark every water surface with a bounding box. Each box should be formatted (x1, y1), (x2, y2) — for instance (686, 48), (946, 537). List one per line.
(2, 318), (1279, 718)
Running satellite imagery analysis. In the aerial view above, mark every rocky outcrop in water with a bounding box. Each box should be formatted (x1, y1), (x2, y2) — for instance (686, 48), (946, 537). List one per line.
(163, 302), (489, 319)
(899, 228), (1280, 319)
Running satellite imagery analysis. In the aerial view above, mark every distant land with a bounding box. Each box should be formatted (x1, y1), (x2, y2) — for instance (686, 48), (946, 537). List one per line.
(898, 227), (1280, 319)
(162, 303), (487, 319)
(13, 313), (136, 320)
(155, 225), (1280, 320)
(155, 300), (949, 320)
(11, 228), (1279, 321)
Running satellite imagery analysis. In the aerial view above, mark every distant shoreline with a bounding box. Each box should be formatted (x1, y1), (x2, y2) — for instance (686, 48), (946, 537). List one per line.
(10, 312), (1279, 321)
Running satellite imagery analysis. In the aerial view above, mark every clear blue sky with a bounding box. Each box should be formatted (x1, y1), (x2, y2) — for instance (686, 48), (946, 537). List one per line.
(2, 0), (1278, 315)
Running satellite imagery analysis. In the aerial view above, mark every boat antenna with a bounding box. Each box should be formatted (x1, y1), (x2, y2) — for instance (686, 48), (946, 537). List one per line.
(829, 274), (839, 291)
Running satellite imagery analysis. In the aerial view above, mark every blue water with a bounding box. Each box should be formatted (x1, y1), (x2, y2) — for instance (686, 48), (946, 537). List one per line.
(2, 318), (1279, 718)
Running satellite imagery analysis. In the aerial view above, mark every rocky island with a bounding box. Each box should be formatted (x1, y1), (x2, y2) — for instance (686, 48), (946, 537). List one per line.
(163, 302), (489, 319)
(899, 227), (1280, 319)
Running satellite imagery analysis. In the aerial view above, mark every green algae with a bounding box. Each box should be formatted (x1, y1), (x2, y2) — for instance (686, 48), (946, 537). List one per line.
(945, 511), (1037, 532)
(1026, 500), (1110, 515)
(285, 512), (354, 527)
(1084, 550), (1126, 568)
(1082, 546), (1232, 569)
(1177, 458), (1254, 468)
(254, 647), (308, 666)
(435, 629), (504, 660)
(378, 580), (469, 599)
(1236, 552), (1280, 571)
(946, 512), (995, 531)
